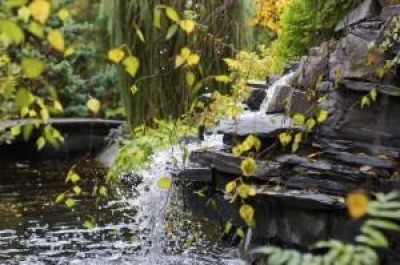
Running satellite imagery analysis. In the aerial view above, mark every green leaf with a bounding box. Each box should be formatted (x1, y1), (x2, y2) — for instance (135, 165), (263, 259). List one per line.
(0, 19), (25, 44)
(185, 71), (196, 87)
(27, 21), (45, 38)
(365, 219), (400, 231)
(133, 24), (145, 43)
(122, 56), (140, 77)
(306, 118), (316, 131)
(4, 0), (29, 8)
(361, 96), (370, 108)
(359, 226), (389, 247)
(153, 8), (161, 29)
(99, 186), (108, 197)
(215, 75), (230, 83)
(83, 219), (96, 229)
(15, 88), (34, 109)
(236, 227), (245, 238)
(55, 193), (65, 203)
(165, 7), (180, 22)
(36, 136), (45, 150)
(225, 180), (236, 193)
(165, 24), (178, 40)
(10, 125), (21, 136)
(21, 57), (45, 79)
(223, 221), (233, 235)
(370, 88), (378, 102)
(130, 84), (138, 95)
(293, 113), (305, 125)
(65, 198), (75, 208)
(157, 175), (172, 190)
(237, 184), (250, 199)
(66, 169), (80, 184)
(73, 185), (82, 195)
(22, 124), (34, 141)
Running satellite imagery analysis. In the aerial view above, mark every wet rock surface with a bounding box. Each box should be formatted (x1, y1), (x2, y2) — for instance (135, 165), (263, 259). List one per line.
(176, 0), (400, 263)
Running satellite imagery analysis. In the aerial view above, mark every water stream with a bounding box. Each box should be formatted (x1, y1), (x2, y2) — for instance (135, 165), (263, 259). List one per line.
(0, 134), (244, 265)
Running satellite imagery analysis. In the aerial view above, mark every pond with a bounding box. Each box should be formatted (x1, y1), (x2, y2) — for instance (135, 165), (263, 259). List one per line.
(0, 136), (243, 265)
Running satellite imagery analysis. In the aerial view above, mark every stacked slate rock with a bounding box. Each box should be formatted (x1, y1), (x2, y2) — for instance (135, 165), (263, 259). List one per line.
(177, 0), (400, 261)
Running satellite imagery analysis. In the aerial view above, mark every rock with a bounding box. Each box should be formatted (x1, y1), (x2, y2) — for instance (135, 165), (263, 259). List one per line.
(285, 176), (358, 195)
(340, 80), (400, 95)
(335, 0), (381, 33)
(174, 167), (213, 182)
(380, 4), (400, 19)
(317, 81), (335, 92)
(244, 88), (266, 111)
(217, 113), (300, 139)
(287, 89), (316, 117)
(378, 0), (400, 7)
(325, 150), (396, 169)
(189, 149), (281, 180)
(318, 90), (400, 148)
(346, 20), (384, 41)
(265, 85), (292, 114)
(276, 155), (333, 171)
(329, 33), (385, 82)
(247, 80), (267, 89)
(292, 42), (331, 89)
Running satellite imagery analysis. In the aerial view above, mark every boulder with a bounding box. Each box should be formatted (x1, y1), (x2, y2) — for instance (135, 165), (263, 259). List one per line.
(265, 85), (292, 114)
(291, 42), (331, 89)
(244, 88), (267, 111)
(287, 89), (316, 117)
(335, 0), (381, 33)
(217, 112), (301, 139)
(329, 33), (385, 82)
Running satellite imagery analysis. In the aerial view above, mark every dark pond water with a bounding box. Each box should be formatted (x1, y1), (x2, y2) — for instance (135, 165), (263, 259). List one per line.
(0, 142), (243, 265)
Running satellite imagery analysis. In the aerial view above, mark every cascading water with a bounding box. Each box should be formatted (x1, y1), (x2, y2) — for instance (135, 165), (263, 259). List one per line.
(0, 131), (244, 265)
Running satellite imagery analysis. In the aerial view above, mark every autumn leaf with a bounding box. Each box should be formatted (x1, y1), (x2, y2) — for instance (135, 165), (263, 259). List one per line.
(21, 57), (45, 79)
(28, 0), (51, 24)
(87, 98), (101, 114)
(179, 19), (196, 34)
(157, 175), (172, 190)
(47, 29), (65, 52)
(278, 132), (292, 147)
(240, 157), (257, 177)
(347, 192), (369, 219)
(239, 204), (255, 226)
(225, 180), (237, 193)
(122, 56), (140, 77)
(317, 109), (328, 123)
(108, 48), (125, 64)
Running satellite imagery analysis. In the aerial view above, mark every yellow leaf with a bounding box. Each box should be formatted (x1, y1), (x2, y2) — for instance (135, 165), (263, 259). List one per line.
(240, 157), (257, 177)
(28, 0), (51, 24)
(130, 84), (138, 95)
(0, 19), (25, 44)
(175, 55), (185, 68)
(215, 75), (230, 83)
(317, 109), (328, 123)
(346, 192), (369, 219)
(165, 7), (180, 22)
(47, 29), (65, 52)
(108, 48), (125, 64)
(21, 57), (45, 79)
(225, 181), (236, 193)
(306, 118), (316, 131)
(53, 100), (63, 113)
(293, 113), (305, 125)
(187, 54), (200, 66)
(244, 135), (261, 152)
(180, 19), (196, 34)
(227, 105), (242, 119)
(239, 204), (255, 226)
(278, 132), (292, 147)
(64, 47), (75, 57)
(181, 47), (191, 60)
(57, 8), (70, 21)
(237, 184), (250, 199)
(73, 185), (82, 195)
(65, 198), (75, 208)
(248, 187), (257, 197)
(122, 56), (140, 77)
(18, 6), (31, 22)
(157, 176), (172, 190)
(87, 98), (101, 114)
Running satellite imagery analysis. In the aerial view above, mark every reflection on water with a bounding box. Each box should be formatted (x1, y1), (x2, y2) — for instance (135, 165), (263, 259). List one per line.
(0, 136), (243, 265)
